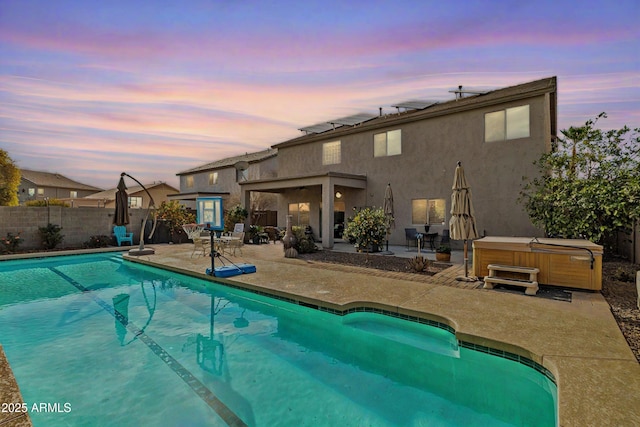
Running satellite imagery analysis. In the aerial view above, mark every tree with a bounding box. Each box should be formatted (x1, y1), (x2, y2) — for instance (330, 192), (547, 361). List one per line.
(519, 113), (640, 245)
(0, 150), (20, 206)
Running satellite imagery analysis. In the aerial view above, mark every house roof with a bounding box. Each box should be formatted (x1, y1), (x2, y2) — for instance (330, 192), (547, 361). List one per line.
(274, 76), (557, 149)
(82, 182), (179, 201)
(177, 148), (278, 175)
(20, 169), (103, 191)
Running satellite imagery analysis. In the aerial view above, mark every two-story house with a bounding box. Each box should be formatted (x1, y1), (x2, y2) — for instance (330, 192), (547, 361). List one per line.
(239, 77), (557, 248)
(18, 169), (103, 204)
(171, 149), (279, 224)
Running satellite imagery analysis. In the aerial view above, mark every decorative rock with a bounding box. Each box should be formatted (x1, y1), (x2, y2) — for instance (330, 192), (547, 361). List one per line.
(285, 247), (298, 258)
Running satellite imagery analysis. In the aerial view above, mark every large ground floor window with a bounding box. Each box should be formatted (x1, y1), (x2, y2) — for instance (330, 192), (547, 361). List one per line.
(289, 202), (310, 227)
(411, 198), (446, 225)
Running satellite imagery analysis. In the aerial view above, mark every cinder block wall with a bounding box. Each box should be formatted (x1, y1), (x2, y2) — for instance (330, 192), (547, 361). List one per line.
(0, 207), (148, 250)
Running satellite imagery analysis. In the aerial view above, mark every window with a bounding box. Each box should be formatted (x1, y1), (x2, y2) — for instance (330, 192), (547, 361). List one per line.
(236, 169), (248, 182)
(322, 141), (341, 165)
(288, 202), (310, 227)
(208, 172), (218, 185)
(374, 129), (401, 157)
(28, 188), (35, 196)
(129, 196), (143, 208)
(485, 105), (530, 142)
(412, 198), (446, 225)
(70, 191), (77, 198)
(37, 188), (44, 195)
(186, 175), (194, 188)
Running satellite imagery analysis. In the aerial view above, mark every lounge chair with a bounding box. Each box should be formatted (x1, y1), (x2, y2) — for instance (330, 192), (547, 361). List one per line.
(113, 225), (133, 246)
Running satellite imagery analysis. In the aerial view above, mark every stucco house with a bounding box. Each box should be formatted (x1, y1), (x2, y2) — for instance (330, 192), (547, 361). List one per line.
(178, 76), (557, 248)
(18, 169), (103, 205)
(75, 182), (179, 209)
(171, 149), (279, 224)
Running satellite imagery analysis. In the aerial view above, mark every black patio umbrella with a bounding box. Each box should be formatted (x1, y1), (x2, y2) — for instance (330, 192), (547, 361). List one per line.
(113, 175), (130, 226)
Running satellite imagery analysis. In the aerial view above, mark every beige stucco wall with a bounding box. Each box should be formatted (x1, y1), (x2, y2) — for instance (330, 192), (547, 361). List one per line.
(274, 93), (551, 245)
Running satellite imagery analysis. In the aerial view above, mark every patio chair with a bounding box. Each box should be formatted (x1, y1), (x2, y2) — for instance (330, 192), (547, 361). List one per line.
(228, 232), (244, 256)
(191, 232), (211, 258)
(113, 225), (133, 246)
(405, 228), (422, 250)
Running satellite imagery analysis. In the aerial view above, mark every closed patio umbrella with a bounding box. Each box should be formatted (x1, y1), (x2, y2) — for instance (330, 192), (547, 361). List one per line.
(449, 161), (478, 280)
(382, 183), (395, 255)
(113, 175), (130, 226)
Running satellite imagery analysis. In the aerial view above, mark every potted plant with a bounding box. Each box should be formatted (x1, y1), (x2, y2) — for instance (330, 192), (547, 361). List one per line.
(435, 245), (451, 262)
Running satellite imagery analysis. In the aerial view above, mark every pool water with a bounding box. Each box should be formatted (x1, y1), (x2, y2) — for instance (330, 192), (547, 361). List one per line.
(0, 253), (557, 426)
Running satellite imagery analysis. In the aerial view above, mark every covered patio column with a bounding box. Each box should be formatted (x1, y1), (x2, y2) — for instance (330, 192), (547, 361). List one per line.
(241, 188), (251, 231)
(321, 178), (334, 249)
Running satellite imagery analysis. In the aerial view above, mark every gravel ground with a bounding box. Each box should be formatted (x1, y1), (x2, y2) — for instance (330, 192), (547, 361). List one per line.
(301, 250), (640, 363)
(601, 261), (640, 363)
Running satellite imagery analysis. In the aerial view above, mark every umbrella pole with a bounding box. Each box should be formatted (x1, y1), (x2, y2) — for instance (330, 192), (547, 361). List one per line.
(456, 239), (477, 282)
(464, 240), (468, 277)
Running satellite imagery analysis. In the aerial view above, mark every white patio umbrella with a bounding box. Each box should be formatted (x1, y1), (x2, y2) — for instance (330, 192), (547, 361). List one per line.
(449, 161), (478, 280)
(382, 183), (395, 255)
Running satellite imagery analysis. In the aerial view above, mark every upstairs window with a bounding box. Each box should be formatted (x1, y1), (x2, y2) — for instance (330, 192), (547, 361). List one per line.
(323, 141), (341, 165)
(485, 105), (530, 142)
(209, 172), (218, 185)
(186, 175), (194, 188)
(374, 129), (402, 157)
(236, 169), (248, 182)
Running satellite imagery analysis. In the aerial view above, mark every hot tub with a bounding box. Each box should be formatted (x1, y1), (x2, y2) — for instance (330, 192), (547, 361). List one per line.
(473, 236), (603, 290)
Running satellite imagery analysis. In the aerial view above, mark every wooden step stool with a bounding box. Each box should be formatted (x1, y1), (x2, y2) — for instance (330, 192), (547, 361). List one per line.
(483, 264), (540, 296)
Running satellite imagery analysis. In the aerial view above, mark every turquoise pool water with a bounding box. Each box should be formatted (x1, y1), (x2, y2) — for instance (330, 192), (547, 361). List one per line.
(0, 253), (557, 426)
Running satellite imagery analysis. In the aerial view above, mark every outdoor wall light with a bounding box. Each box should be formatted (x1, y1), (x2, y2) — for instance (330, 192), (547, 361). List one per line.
(335, 191), (342, 199)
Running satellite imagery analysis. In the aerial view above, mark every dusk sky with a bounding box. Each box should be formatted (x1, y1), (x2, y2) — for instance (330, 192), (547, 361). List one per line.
(1, 0), (638, 190)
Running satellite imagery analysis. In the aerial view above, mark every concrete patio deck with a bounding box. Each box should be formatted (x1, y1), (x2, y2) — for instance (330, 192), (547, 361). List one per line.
(2, 241), (639, 426)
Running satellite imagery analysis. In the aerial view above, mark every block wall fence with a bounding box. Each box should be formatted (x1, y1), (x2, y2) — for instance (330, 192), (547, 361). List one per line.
(0, 206), (148, 250)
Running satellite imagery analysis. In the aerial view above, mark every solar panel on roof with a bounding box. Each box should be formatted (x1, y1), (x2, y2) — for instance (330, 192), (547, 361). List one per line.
(391, 100), (438, 110)
(299, 113), (377, 134)
(328, 113), (377, 126)
(299, 122), (336, 134)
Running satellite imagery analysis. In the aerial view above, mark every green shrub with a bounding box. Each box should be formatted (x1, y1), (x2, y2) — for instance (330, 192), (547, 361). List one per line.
(225, 204), (248, 232)
(343, 207), (387, 252)
(83, 235), (110, 248)
(0, 232), (22, 254)
(25, 199), (69, 207)
(39, 223), (64, 249)
(156, 201), (195, 236)
(292, 226), (317, 254)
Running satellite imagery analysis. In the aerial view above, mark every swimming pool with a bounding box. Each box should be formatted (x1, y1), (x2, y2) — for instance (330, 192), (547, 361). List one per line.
(0, 253), (557, 426)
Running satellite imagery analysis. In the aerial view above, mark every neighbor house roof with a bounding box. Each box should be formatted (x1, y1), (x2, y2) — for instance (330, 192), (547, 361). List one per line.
(82, 182), (179, 201)
(177, 148), (278, 175)
(20, 169), (103, 191)
(273, 76), (557, 149)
